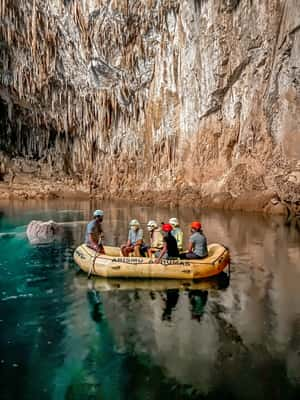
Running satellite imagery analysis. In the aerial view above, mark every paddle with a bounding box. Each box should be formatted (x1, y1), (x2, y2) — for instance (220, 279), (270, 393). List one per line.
(88, 249), (98, 279)
(88, 237), (103, 279)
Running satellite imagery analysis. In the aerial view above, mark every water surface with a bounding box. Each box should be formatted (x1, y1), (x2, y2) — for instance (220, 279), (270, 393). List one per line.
(0, 199), (300, 400)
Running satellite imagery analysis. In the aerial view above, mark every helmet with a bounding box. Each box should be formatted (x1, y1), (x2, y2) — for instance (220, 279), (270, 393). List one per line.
(169, 217), (179, 227)
(94, 209), (104, 217)
(129, 219), (140, 227)
(147, 220), (158, 231)
(191, 221), (202, 230)
(162, 223), (173, 233)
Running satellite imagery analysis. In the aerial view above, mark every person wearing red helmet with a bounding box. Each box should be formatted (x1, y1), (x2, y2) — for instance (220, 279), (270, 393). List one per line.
(181, 221), (208, 259)
(155, 223), (179, 263)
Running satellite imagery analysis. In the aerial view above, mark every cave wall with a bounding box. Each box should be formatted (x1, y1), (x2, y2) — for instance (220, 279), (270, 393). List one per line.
(0, 0), (299, 209)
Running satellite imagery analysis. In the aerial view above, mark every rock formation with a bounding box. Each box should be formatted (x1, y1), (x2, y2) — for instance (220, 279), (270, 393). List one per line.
(26, 220), (63, 244)
(0, 0), (299, 213)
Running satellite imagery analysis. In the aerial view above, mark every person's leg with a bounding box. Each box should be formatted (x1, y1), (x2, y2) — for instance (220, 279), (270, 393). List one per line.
(140, 244), (148, 257)
(185, 252), (200, 260)
(99, 244), (105, 254)
(148, 247), (158, 258)
(147, 248), (154, 258)
(120, 244), (127, 256)
(121, 244), (133, 256)
(134, 245), (141, 257)
(155, 250), (161, 258)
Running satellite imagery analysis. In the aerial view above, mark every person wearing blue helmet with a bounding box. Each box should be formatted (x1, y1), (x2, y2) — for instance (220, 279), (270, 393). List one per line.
(85, 209), (105, 253)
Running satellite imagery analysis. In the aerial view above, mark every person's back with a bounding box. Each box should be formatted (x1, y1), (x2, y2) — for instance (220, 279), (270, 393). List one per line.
(151, 228), (164, 249)
(164, 232), (179, 258)
(181, 221), (208, 260)
(171, 227), (183, 251)
(156, 224), (179, 263)
(169, 218), (183, 251)
(190, 231), (208, 258)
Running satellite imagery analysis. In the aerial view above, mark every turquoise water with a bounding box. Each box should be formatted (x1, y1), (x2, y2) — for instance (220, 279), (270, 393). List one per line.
(1, 199), (300, 400)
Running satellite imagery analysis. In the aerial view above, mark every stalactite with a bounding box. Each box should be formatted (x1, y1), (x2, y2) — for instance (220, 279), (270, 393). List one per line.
(0, 0), (182, 183)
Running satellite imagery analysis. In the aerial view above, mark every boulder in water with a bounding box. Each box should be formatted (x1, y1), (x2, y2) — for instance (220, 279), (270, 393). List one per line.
(26, 220), (62, 244)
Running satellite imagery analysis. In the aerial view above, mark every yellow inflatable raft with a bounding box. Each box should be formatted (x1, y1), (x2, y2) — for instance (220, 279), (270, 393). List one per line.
(73, 243), (230, 280)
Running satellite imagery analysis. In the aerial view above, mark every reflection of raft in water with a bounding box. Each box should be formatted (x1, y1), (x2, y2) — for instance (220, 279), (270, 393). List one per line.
(73, 243), (230, 280)
(75, 272), (230, 292)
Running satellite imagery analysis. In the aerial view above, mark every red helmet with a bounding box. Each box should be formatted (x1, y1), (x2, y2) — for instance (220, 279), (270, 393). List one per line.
(191, 221), (202, 230)
(162, 223), (173, 232)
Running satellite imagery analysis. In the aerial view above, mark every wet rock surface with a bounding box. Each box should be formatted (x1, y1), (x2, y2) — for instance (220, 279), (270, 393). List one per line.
(0, 1), (299, 213)
(26, 220), (63, 244)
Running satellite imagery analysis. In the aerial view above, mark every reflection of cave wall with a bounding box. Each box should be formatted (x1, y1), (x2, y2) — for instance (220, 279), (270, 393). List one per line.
(0, 1), (300, 207)
(96, 206), (300, 395)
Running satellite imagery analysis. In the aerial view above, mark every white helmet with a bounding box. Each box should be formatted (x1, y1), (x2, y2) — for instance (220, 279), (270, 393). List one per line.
(129, 219), (140, 227)
(147, 220), (158, 231)
(169, 217), (179, 227)
(94, 209), (104, 217)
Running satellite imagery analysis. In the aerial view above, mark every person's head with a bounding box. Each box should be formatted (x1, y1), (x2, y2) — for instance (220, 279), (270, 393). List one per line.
(191, 221), (202, 233)
(93, 209), (104, 222)
(162, 223), (173, 236)
(147, 220), (158, 232)
(169, 217), (179, 228)
(129, 219), (140, 231)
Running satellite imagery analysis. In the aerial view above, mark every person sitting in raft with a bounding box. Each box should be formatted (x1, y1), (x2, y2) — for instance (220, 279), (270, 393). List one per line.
(181, 221), (208, 259)
(169, 217), (184, 252)
(156, 223), (179, 263)
(121, 219), (144, 257)
(146, 220), (164, 258)
(85, 209), (105, 254)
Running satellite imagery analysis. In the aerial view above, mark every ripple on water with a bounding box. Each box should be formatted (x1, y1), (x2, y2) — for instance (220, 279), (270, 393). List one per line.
(1, 201), (300, 400)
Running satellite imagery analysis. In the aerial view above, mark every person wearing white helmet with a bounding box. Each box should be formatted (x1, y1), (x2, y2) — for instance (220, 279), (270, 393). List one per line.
(85, 209), (105, 253)
(121, 219), (144, 257)
(169, 217), (183, 252)
(146, 220), (164, 258)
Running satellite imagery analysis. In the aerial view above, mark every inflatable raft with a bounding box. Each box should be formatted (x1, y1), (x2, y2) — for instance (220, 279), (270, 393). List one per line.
(73, 243), (230, 280)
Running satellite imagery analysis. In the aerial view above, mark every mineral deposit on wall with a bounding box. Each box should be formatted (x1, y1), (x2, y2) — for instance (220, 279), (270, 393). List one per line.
(0, 0), (299, 212)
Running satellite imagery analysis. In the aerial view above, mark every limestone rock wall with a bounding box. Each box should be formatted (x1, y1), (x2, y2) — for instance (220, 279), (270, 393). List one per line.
(0, 0), (299, 211)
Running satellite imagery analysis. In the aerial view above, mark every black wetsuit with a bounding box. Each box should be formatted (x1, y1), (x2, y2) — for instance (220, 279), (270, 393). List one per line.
(164, 233), (179, 258)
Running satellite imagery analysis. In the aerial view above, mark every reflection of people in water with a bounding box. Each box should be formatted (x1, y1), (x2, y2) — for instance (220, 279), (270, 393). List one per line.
(217, 271), (230, 289)
(149, 291), (156, 300)
(188, 290), (208, 322)
(87, 286), (103, 322)
(161, 289), (179, 321)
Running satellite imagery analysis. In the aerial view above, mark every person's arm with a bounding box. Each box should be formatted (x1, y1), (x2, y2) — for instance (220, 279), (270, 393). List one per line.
(89, 233), (99, 251)
(156, 242), (167, 263)
(126, 231), (131, 247)
(148, 248), (156, 256)
(100, 230), (104, 240)
(135, 229), (143, 246)
(188, 239), (193, 253)
(178, 231), (183, 250)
